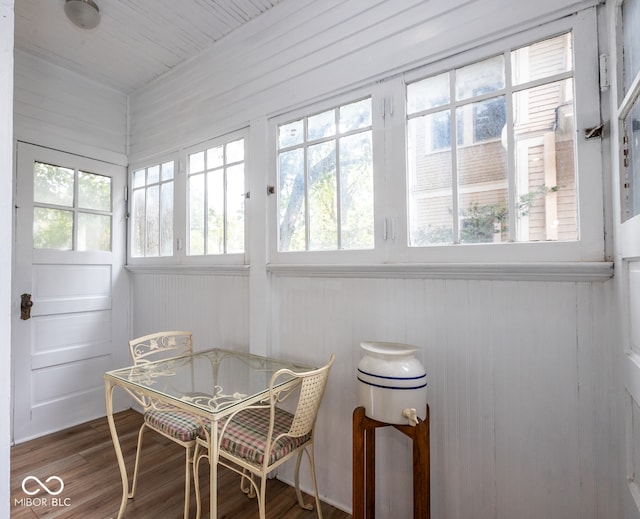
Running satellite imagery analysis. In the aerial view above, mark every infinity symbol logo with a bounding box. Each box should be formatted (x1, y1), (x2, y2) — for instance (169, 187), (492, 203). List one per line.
(21, 476), (64, 496)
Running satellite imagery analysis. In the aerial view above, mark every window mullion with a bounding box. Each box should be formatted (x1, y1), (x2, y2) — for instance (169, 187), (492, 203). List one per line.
(450, 71), (460, 244)
(504, 49), (517, 243)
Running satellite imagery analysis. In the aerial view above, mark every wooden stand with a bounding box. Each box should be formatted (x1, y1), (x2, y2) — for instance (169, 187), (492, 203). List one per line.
(352, 405), (430, 519)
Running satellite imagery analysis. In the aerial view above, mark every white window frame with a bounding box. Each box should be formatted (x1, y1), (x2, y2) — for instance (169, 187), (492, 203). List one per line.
(184, 128), (249, 266)
(268, 9), (604, 265)
(399, 11), (603, 263)
(268, 86), (388, 264)
(127, 128), (250, 267)
(127, 152), (180, 266)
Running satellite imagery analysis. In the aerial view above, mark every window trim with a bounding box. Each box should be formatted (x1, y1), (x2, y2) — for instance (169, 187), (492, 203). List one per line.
(183, 128), (249, 265)
(127, 128), (250, 267)
(398, 10), (603, 263)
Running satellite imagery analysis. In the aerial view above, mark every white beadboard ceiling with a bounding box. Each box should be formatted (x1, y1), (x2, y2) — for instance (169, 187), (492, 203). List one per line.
(13, 0), (284, 94)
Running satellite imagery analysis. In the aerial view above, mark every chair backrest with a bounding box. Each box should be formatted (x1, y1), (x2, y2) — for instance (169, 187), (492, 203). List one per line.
(129, 331), (193, 365)
(271, 354), (335, 438)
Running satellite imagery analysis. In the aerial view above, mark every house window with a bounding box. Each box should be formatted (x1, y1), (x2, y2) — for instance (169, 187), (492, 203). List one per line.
(407, 33), (577, 246)
(130, 161), (174, 257)
(621, 0), (640, 221)
(187, 136), (246, 256)
(33, 162), (112, 252)
(276, 98), (374, 252)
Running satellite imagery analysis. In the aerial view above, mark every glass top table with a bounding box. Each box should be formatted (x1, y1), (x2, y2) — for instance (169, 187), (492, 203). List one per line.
(104, 348), (314, 519)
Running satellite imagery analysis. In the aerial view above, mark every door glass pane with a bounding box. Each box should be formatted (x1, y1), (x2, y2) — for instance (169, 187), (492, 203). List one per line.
(33, 208), (73, 250)
(34, 163), (74, 206)
(78, 171), (111, 211)
(77, 213), (111, 251)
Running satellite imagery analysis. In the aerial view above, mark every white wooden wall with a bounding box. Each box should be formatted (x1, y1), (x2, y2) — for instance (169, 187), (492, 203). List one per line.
(13, 50), (128, 166)
(2, 1), (15, 517)
(132, 272), (618, 517)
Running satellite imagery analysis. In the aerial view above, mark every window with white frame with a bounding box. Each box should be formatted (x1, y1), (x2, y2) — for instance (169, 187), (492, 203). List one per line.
(276, 98), (374, 252)
(130, 160), (174, 257)
(187, 135), (247, 256)
(271, 13), (601, 263)
(407, 33), (577, 246)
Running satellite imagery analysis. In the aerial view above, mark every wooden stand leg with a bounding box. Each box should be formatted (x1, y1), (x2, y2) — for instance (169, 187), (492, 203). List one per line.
(352, 407), (366, 519)
(353, 405), (430, 519)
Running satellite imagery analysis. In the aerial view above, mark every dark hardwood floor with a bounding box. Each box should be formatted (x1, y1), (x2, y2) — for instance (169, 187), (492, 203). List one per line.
(10, 409), (351, 519)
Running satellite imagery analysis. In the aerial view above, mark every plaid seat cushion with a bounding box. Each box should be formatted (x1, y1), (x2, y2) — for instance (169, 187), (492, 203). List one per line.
(144, 407), (201, 442)
(218, 407), (311, 466)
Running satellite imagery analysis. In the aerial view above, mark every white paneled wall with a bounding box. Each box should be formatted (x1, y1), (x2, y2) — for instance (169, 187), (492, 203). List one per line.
(13, 50), (127, 165)
(130, 272), (250, 351)
(131, 272), (618, 517)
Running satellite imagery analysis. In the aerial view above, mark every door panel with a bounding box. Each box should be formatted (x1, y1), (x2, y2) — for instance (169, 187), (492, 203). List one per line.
(12, 142), (127, 442)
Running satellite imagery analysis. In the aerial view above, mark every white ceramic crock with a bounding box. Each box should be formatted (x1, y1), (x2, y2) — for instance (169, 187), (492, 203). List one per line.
(357, 341), (427, 425)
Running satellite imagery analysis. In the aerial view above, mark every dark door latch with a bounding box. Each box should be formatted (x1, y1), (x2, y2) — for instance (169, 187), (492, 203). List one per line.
(20, 293), (33, 320)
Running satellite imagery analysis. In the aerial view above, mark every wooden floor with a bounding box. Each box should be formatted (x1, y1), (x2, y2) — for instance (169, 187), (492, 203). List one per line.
(10, 409), (351, 519)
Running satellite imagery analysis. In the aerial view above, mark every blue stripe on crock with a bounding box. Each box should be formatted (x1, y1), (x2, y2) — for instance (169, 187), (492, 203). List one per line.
(357, 376), (427, 390)
(357, 368), (426, 381)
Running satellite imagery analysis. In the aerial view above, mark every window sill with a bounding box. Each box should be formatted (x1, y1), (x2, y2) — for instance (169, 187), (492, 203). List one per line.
(266, 262), (614, 282)
(125, 264), (250, 276)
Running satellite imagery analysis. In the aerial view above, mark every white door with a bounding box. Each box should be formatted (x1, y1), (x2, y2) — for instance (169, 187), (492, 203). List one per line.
(12, 142), (128, 443)
(615, 0), (640, 516)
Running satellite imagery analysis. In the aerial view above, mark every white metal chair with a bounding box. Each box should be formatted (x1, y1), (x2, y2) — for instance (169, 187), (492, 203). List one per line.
(193, 354), (335, 519)
(128, 331), (200, 519)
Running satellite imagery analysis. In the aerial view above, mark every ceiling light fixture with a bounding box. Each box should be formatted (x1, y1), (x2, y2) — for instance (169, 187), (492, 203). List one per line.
(64, 0), (101, 30)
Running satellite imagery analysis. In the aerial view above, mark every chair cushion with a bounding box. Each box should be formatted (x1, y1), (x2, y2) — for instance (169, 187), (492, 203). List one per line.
(144, 407), (201, 442)
(218, 407), (311, 466)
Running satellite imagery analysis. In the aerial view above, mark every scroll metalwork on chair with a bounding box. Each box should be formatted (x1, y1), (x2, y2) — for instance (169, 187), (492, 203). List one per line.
(128, 331), (199, 519)
(193, 354), (335, 519)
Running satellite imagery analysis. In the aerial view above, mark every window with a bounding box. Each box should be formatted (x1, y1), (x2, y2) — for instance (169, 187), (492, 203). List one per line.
(407, 33), (577, 246)
(130, 161), (174, 257)
(276, 98), (374, 252)
(187, 135), (246, 256)
(621, 0), (640, 221)
(33, 162), (112, 252)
